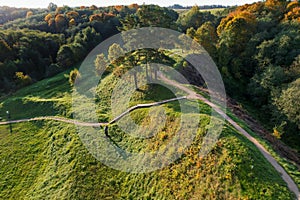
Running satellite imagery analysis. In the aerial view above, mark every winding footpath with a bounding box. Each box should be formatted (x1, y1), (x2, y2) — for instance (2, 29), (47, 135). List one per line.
(0, 97), (186, 127)
(0, 73), (299, 199)
(158, 72), (300, 200)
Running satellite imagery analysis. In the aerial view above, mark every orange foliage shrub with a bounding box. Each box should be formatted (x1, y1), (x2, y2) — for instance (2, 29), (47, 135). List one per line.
(89, 14), (103, 22)
(285, 7), (300, 22)
(66, 11), (79, 19)
(44, 13), (52, 22)
(287, 1), (300, 11)
(114, 5), (124, 12)
(128, 3), (139, 10)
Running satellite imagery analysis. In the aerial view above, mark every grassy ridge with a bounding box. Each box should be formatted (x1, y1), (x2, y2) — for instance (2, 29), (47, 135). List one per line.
(0, 71), (295, 199)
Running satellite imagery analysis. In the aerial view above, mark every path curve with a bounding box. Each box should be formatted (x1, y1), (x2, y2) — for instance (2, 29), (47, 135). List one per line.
(158, 72), (300, 200)
(0, 97), (186, 127)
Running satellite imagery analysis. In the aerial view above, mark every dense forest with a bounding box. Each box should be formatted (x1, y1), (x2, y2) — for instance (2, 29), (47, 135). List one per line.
(0, 0), (299, 151)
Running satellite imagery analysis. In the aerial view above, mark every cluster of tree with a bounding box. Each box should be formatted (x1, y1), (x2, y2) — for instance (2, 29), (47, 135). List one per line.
(0, 2), (136, 93)
(0, 29), (64, 91)
(0, 6), (46, 24)
(103, 1), (300, 149)
(0, 1), (299, 149)
(164, 1), (299, 148)
(221, 1), (300, 147)
(119, 4), (179, 30)
(169, 4), (228, 10)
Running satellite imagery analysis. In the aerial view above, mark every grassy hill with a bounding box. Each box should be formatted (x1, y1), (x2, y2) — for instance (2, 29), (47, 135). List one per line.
(0, 70), (296, 199)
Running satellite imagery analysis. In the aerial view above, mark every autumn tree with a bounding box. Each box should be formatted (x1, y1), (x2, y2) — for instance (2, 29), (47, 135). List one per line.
(265, 0), (286, 9)
(69, 19), (76, 27)
(55, 14), (67, 32)
(44, 13), (53, 23)
(217, 11), (257, 43)
(286, 1), (300, 10)
(217, 10), (257, 79)
(26, 11), (33, 18)
(128, 4), (139, 10)
(285, 7), (300, 22)
(89, 14), (103, 22)
(194, 21), (218, 58)
(114, 5), (124, 12)
(94, 53), (109, 75)
(66, 11), (79, 20)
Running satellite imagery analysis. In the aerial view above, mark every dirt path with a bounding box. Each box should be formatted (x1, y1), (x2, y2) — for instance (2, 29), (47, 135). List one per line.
(158, 72), (300, 199)
(0, 74), (299, 199)
(0, 97), (186, 127)
(0, 116), (108, 127)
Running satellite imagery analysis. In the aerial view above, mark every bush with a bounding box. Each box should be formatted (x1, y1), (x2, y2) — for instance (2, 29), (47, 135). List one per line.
(69, 68), (81, 86)
(15, 72), (32, 88)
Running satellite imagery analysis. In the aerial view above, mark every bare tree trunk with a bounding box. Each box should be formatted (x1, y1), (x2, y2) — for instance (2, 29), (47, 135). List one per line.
(133, 71), (138, 90)
(149, 63), (153, 81)
(145, 64), (149, 81)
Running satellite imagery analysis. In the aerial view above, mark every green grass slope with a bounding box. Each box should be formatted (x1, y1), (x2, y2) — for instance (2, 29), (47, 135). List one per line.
(0, 71), (296, 199)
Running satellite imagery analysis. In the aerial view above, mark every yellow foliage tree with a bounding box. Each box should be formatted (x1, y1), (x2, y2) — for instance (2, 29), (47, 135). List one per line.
(265, 0), (286, 12)
(286, 1), (299, 11)
(26, 11), (33, 18)
(69, 18), (76, 27)
(237, 2), (264, 14)
(128, 4), (139, 10)
(285, 7), (300, 22)
(114, 5), (124, 12)
(55, 14), (67, 32)
(44, 13), (53, 23)
(66, 11), (79, 19)
(217, 11), (256, 36)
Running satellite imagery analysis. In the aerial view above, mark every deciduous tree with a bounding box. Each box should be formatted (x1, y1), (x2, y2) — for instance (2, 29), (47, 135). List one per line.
(55, 14), (67, 32)
(94, 53), (109, 75)
(275, 78), (300, 128)
(108, 43), (124, 65)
